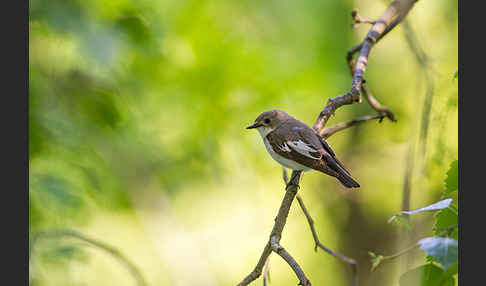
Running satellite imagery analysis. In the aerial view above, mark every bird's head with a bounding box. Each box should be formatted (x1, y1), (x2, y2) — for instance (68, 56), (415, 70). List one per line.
(246, 109), (291, 137)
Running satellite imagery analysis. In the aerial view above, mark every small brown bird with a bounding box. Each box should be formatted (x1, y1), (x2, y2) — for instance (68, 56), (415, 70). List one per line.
(247, 109), (360, 188)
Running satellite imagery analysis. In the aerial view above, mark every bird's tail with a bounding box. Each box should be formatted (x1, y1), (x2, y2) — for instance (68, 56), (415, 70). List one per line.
(337, 173), (360, 188)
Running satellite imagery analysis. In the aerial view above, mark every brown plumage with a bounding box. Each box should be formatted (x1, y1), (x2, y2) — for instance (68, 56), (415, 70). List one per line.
(247, 109), (360, 188)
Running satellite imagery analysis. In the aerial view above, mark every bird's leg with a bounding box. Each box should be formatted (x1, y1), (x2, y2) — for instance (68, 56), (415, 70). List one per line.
(286, 171), (302, 190)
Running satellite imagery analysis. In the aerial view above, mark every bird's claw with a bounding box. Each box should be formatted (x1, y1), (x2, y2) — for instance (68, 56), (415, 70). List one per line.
(285, 182), (300, 191)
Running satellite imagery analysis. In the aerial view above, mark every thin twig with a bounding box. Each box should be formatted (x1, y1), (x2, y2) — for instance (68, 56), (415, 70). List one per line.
(382, 244), (420, 260)
(351, 9), (376, 27)
(319, 114), (385, 139)
(401, 19), (435, 162)
(271, 236), (311, 286)
(263, 256), (271, 286)
(361, 86), (396, 122)
(368, 243), (419, 272)
(296, 195), (359, 286)
(344, 1), (419, 123)
(238, 172), (305, 286)
(29, 230), (148, 286)
(284, 169), (357, 263)
(239, 1), (417, 284)
(282, 168), (359, 286)
(238, 242), (273, 285)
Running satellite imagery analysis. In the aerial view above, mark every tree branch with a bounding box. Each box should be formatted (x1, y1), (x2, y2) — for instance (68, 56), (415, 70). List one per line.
(351, 9), (376, 27)
(238, 172), (305, 286)
(263, 256), (271, 286)
(29, 230), (147, 286)
(239, 0), (417, 284)
(238, 242), (272, 285)
(271, 236), (311, 286)
(319, 114), (385, 139)
(283, 168), (359, 286)
(342, 1), (420, 124)
(296, 195), (359, 286)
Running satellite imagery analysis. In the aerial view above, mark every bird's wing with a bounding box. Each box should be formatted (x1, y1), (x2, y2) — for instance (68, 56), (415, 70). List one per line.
(267, 122), (353, 176)
(287, 124), (352, 176)
(293, 126), (350, 175)
(266, 128), (321, 169)
(316, 134), (351, 175)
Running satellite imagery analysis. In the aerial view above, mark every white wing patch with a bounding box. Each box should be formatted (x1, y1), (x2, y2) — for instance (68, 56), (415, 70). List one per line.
(287, 140), (321, 159)
(278, 142), (292, 152)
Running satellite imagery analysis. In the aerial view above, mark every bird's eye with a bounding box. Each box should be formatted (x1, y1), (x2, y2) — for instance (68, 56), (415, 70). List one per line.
(264, 118), (271, 124)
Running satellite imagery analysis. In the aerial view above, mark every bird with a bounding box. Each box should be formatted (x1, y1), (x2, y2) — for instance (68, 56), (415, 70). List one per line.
(246, 109), (360, 188)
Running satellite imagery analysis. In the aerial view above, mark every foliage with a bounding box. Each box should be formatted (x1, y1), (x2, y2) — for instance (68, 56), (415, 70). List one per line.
(29, 0), (458, 285)
(443, 160), (458, 197)
(418, 237), (458, 270)
(399, 264), (454, 286)
(370, 159), (459, 284)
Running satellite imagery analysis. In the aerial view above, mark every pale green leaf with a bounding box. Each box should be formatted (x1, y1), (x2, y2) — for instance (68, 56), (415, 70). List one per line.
(418, 237), (458, 270)
(399, 264), (454, 286)
(434, 205), (458, 240)
(444, 160), (458, 196)
(401, 199), (453, 215)
(387, 214), (412, 231)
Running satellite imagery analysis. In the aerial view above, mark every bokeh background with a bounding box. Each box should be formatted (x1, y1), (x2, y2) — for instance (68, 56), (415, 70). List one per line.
(29, 0), (458, 285)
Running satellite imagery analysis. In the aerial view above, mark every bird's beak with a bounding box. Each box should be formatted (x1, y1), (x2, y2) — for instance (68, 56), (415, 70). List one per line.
(246, 122), (262, 129)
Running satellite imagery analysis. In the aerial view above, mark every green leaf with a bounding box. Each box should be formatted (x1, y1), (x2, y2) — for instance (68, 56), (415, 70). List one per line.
(418, 237), (458, 270)
(434, 205), (458, 240)
(442, 262), (458, 278)
(399, 264), (455, 286)
(387, 214), (412, 231)
(388, 198), (453, 231)
(368, 251), (384, 272)
(39, 244), (89, 265)
(401, 199), (453, 215)
(444, 160), (458, 196)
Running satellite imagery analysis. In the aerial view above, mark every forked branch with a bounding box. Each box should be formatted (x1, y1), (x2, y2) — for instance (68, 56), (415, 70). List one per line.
(238, 0), (416, 285)
(284, 169), (359, 286)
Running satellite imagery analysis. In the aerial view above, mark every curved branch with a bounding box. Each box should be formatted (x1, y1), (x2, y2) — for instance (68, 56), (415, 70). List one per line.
(239, 1), (417, 285)
(238, 242), (272, 285)
(317, 0), (418, 130)
(271, 236), (311, 286)
(263, 256), (271, 286)
(319, 114), (385, 139)
(283, 168), (359, 286)
(238, 172), (304, 286)
(351, 9), (376, 27)
(295, 195), (358, 286)
(29, 230), (148, 286)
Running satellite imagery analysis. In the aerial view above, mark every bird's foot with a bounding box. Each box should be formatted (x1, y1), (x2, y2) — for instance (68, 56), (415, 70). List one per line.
(285, 181), (300, 191)
(285, 180), (300, 191)
(286, 171), (301, 190)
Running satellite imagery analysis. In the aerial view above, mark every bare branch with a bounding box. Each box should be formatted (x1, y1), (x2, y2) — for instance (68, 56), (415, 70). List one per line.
(271, 236), (311, 286)
(361, 86), (396, 121)
(238, 172), (303, 286)
(343, 1), (418, 123)
(319, 114), (385, 139)
(29, 230), (148, 286)
(351, 9), (376, 27)
(295, 195), (359, 286)
(239, 1), (417, 284)
(263, 256), (271, 286)
(238, 242), (272, 286)
(282, 168), (359, 286)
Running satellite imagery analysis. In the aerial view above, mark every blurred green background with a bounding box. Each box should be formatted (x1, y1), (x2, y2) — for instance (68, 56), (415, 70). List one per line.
(29, 0), (458, 285)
